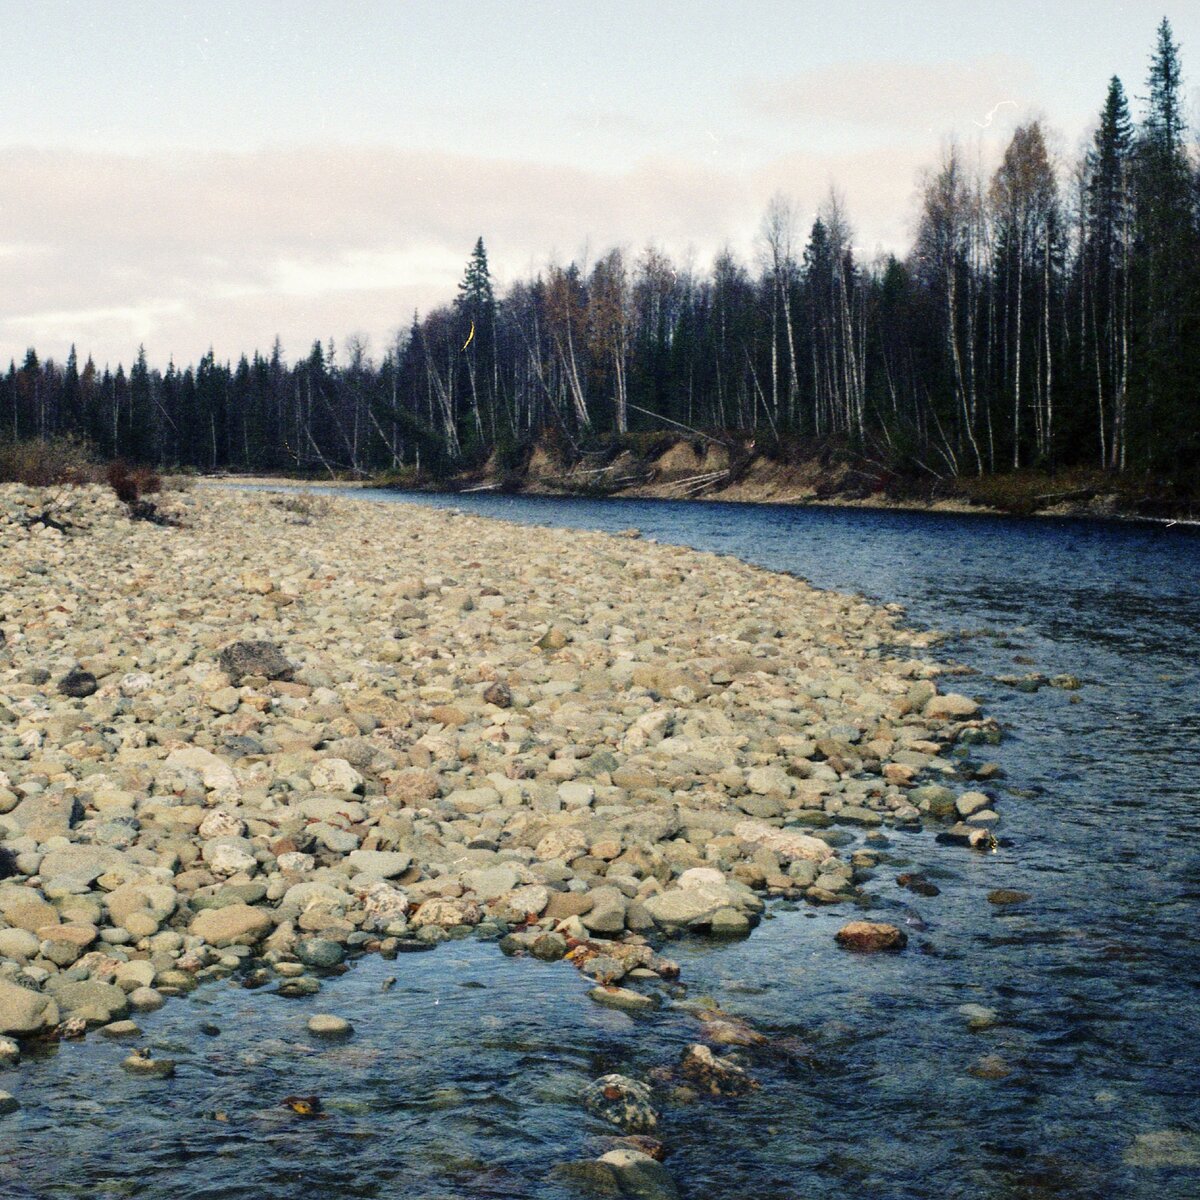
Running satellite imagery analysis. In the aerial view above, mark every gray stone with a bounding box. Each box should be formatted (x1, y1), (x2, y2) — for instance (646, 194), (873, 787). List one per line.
(955, 791), (991, 818)
(296, 938), (345, 968)
(311, 758), (364, 793)
(461, 865), (520, 901)
(0, 979), (60, 1034)
(345, 850), (412, 879)
(48, 979), (129, 1024)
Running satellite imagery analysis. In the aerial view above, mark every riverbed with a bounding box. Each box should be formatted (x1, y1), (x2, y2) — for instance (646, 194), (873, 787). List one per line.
(5, 487), (1199, 1199)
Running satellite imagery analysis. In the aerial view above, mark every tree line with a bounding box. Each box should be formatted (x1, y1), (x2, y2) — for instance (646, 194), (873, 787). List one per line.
(2, 19), (1197, 483)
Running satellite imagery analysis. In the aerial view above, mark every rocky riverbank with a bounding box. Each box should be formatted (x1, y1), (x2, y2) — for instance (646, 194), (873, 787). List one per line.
(0, 482), (1004, 1172)
(364, 435), (1197, 524)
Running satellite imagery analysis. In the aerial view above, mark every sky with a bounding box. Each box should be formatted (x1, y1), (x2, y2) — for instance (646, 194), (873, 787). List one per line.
(0, 0), (1196, 368)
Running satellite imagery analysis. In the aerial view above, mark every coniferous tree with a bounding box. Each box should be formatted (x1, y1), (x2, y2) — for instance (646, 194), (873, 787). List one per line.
(1132, 17), (1197, 472)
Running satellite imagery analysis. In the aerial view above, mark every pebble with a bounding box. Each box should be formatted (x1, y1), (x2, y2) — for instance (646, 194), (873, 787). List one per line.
(0, 483), (997, 1034)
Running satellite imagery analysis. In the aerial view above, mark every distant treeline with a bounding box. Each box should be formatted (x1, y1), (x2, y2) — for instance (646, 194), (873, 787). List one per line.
(2, 19), (1198, 482)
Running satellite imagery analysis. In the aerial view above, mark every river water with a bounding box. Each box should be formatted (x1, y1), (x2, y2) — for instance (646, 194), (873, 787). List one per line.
(5, 490), (1198, 1200)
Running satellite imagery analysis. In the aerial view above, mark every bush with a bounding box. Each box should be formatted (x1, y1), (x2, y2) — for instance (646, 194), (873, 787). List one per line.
(105, 461), (177, 525)
(105, 461), (162, 505)
(0, 436), (95, 486)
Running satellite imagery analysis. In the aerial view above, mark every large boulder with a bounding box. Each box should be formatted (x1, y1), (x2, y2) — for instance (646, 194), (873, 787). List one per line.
(46, 979), (128, 1025)
(310, 758), (364, 794)
(460, 865), (520, 901)
(9, 793), (83, 839)
(38, 845), (125, 889)
(190, 903), (273, 947)
(733, 820), (835, 864)
(679, 1043), (757, 1096)
(597, 1150), (679, 1200)
(0, 980), (59, 1035)
(641, 869), (756, 930)
(202, 836), (258, 877)
(643, 883), (738, 928)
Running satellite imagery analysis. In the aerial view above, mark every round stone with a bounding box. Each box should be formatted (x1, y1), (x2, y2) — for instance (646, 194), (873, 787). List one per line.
(307, 1014), (353, 1038)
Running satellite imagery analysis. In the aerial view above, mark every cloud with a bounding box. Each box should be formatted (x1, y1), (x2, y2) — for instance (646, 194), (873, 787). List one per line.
(746, 56), (1039, 135)
(0, 137), (988, 366)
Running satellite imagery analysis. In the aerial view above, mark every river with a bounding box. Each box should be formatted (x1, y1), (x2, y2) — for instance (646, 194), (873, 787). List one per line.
(6, 490), (1199, 1200)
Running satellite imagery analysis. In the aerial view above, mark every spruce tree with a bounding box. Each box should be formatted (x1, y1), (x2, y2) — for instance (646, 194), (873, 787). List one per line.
(1133, 17), (1197, 473)
(1084, 77), (1133, 467)
(455, 237), (496, 451)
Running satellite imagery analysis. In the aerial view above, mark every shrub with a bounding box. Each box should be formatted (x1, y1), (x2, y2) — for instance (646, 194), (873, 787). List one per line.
(105, 461), (177, 525)
(0, 436), (95, 486)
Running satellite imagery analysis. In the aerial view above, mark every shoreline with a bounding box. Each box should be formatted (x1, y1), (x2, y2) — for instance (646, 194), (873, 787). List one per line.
(1, 481), (1005, 1170)
(195, 465), (1200, 528)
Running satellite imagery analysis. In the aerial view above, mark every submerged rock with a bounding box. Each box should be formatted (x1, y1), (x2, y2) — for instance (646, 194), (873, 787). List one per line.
(834, 921), (907, 952)
(307, 1014), (353, 1038)
(121, 1049), (176, 1078)
(679, 1043), (757, 1096)
(583, 1074), (659, 1132)
(589, 986), (656, 1013)
(1124, 1130), (1200, 1168)
(597, 1148), (680, 1200)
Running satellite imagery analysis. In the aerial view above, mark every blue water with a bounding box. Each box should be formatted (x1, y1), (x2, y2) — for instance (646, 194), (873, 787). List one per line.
(6, 489), (1199, 1199)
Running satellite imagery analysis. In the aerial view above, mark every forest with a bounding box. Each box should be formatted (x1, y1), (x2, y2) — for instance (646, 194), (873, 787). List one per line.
(2, 19), (1197, 491)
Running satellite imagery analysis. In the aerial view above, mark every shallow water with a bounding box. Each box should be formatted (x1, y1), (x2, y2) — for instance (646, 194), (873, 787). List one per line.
(6, 490), (1199, 1199)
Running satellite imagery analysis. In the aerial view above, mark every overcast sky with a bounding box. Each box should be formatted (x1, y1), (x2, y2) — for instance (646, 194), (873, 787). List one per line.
(1, 1), (1196, 368)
